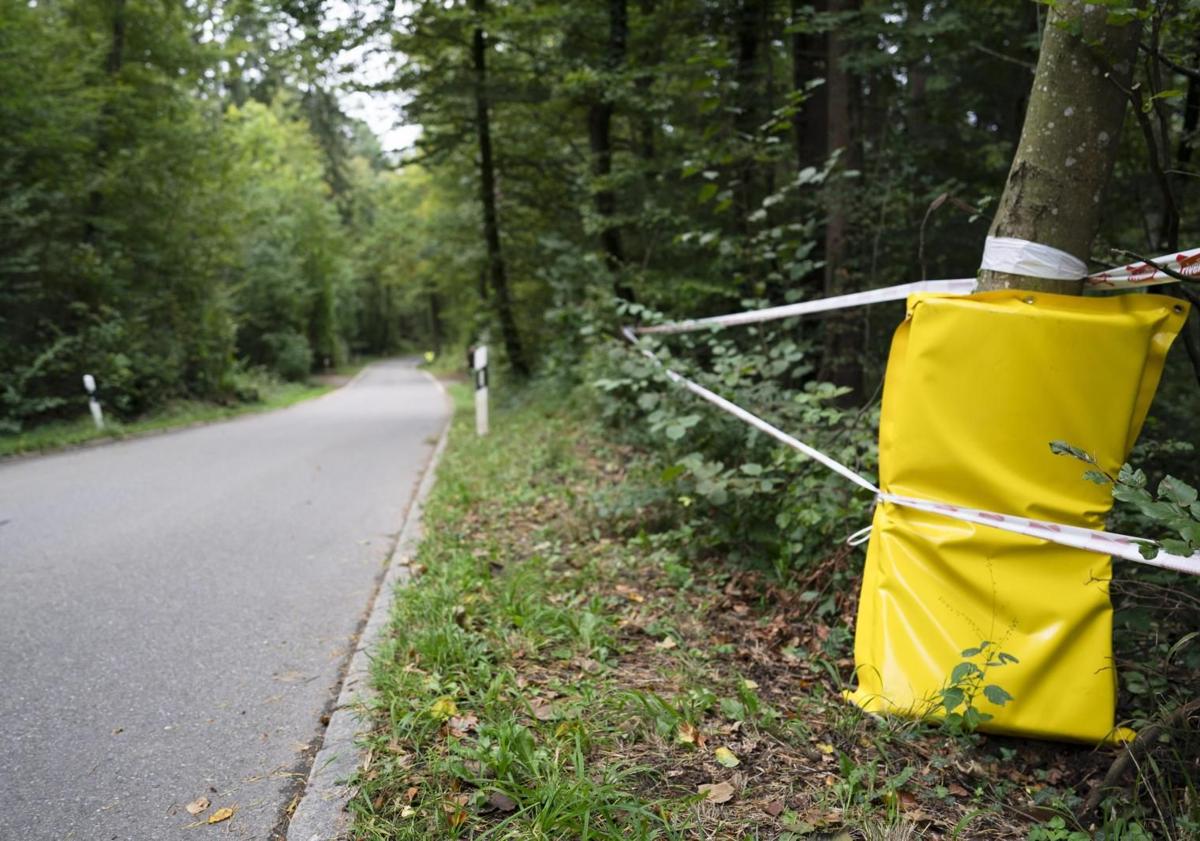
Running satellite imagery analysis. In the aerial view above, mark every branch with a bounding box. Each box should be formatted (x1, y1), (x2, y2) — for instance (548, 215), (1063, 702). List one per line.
(1110, 249), (1198, 284)
(969, 41), (1036, 71)
(1077, 697), (1200, 820)
(1140, 41), (1200, 82)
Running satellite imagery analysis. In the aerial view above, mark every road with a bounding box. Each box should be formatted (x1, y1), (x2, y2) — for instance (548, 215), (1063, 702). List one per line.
(0, 360), (450, 840)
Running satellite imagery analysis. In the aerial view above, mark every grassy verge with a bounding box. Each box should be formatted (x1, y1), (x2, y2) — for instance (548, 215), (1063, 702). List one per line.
(0, 378), (332, 459)
(350, 386), (1192, 841)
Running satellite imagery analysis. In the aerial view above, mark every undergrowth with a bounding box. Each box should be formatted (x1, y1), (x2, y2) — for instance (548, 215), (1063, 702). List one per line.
(348, 381), (1199, 840)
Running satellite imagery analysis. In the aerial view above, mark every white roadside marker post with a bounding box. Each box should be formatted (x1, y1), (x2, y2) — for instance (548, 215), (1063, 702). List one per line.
(473, 345), (489, 437)
(82, 373), (105, 429)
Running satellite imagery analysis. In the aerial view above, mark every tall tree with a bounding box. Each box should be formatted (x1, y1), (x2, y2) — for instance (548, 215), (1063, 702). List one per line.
(587, 0), (633, 301)
(471, 0), (529, 376)
(978, 0), (1142, 293)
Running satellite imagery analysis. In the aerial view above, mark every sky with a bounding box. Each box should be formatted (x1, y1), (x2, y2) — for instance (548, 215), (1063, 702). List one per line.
(328, 0), (422, 156)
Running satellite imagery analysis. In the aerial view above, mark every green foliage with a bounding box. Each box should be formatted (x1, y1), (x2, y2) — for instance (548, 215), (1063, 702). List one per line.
(1051, 441), (1200, 560)
(936, 641), (1018, 735)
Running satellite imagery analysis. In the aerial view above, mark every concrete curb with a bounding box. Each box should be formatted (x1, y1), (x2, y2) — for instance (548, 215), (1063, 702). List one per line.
(285, 372), (452, 841)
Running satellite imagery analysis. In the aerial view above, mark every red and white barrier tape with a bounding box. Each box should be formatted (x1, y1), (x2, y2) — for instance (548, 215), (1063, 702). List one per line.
(621, 328), (1200, 576)
(1088, 245), (1200, 288)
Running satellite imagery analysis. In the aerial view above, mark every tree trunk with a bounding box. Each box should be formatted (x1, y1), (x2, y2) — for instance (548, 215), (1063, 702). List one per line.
(790, 0), (827, 172)
(978, 1), (1141, 293)
(587, 0), (634, 301)
(471, 0), (529, 377)
(731, 0), (764, 232)
(818, 0), (864, 400)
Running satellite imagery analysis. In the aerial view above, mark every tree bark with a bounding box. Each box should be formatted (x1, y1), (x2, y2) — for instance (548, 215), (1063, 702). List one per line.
(587, 0), (634, 301)
(789, 0), (827, 171)
(471, 0), (530, 377)
(818, 0), (864, 400)
(978, 1), (1142, 293)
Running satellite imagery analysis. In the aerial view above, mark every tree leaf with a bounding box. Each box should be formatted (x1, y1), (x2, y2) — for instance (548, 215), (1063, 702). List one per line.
(185, 796), (210, 816)
(982, 684), (1014, 706)
(698, 781), (735, 803)
(714, 746), (740, 767)
(207, 807), (235, 824)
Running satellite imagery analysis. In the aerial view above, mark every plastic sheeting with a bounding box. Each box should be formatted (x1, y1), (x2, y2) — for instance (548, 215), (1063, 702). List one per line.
(848, 290), (1189, 743)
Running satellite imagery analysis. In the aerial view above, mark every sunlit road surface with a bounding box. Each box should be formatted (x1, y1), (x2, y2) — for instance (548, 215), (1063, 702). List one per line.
(0, 359), (449, 840)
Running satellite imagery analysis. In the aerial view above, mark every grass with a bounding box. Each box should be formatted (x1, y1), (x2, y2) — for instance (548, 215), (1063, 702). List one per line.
(350, 383), (1200, 841)
(0, 375), (338, 459)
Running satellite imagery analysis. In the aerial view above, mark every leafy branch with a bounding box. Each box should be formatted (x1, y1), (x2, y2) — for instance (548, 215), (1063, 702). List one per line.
(1050, 441), (1200, 559)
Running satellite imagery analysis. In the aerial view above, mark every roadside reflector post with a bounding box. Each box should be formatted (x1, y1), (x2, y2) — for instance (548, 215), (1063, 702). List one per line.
(82, 373), (105, 429)
(473, 345), (488, 436)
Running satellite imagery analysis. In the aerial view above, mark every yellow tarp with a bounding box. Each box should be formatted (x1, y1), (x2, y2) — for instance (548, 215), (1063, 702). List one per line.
(848, 290), (1188, 743)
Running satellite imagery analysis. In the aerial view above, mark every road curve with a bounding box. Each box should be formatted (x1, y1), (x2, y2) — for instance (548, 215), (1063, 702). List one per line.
(0, 359), (450, 840)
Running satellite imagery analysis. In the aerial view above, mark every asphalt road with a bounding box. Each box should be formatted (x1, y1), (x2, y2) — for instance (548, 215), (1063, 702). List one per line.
(0, 359), (450, 840)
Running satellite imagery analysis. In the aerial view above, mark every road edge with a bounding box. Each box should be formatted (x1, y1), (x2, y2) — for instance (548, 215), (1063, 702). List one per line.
(0, 359), (379, 466)
(284, 370), (452, 841)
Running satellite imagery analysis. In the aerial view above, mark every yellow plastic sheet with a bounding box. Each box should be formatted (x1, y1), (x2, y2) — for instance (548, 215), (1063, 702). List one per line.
(848, 290), (1188, 743)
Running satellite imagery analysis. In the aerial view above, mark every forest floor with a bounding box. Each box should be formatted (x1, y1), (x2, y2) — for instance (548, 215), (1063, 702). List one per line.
(345, 383), (1186, 841)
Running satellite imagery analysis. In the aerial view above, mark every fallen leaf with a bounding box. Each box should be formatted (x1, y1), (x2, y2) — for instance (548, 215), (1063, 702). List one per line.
(447, 713), (478, 736)
(698, 781), (734, 804)
(714, 746), (740, 767)
(185, 797), (210, 816)
(815, 742), (836, 755)
(614, 584), (644, 603)
(207, 806), (234, 824)
(676, 722), (706, 748)
(446, 807), (468, 828)
(488, 791), (518, 812)
(400, 805), (416, 818)
(529, 700), (557, 721)
(948, 783), (970, 798)
(741, 679), (759, 690)
(429, 697), (458, 720)
(655, 636), (677, 650)
(404, 786), (419, 802)
(764, 799), (785, 817)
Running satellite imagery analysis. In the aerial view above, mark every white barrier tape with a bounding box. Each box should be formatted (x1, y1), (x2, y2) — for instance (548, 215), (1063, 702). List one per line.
(622, 327), (878, 494)
(621, 329), (1200, 577)
(1087, 245), (1200, 289)
(634, 279), (977, 335)
(634, 243), (1198, 339)
(979, 236), (1089, 280)
(881, 493), (1200, 576)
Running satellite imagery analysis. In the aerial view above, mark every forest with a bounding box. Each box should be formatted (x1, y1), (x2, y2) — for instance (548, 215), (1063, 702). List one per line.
(4, 0), (1200, 837)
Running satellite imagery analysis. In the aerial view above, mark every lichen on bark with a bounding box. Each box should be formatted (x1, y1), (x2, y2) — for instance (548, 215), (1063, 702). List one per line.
(978, 0), (1142, 294)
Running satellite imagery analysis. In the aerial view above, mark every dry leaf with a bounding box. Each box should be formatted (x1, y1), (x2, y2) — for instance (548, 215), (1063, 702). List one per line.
(529, 700), (557, 721)
(400, 805), (416, 819)
(488, 791), (518, 812)
(447, 713), (478, 736)
(764, 799), (785, 817)
(404, 786), (419, 802)
(698, 781), (734, 804)
(714, 746), (740, 767)
(185, 797), (210, 816)
(676, 722), (705, 747)
(207, 806), (234, 824)
(655, 636), (677, 650)
(614, 584), (644, 603)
